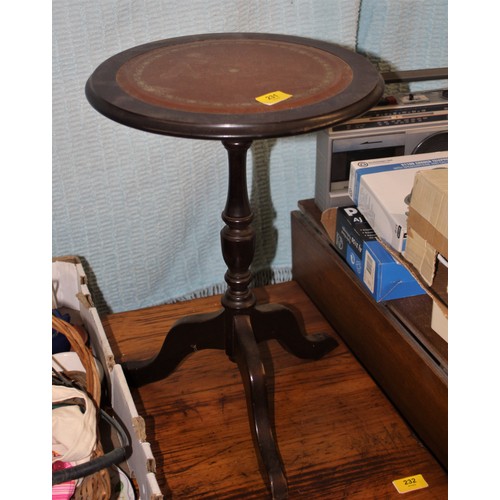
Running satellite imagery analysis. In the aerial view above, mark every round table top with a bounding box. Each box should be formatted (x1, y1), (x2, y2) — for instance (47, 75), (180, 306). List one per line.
(86, 33), (384, 140)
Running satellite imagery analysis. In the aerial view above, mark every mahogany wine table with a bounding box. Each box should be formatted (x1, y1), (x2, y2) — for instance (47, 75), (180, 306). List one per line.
(86, 33), (384, 498)
(102, 281), (447, 499)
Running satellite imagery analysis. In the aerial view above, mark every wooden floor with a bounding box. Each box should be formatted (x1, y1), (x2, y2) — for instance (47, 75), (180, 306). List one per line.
(103, 281), (447, 499)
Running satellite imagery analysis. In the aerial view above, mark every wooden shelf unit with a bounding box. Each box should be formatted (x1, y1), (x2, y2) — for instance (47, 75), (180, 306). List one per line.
(291, 200), (447, 470)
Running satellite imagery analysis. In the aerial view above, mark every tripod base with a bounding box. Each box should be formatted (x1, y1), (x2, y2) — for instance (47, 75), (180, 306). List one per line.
(123, 303), (338, 499)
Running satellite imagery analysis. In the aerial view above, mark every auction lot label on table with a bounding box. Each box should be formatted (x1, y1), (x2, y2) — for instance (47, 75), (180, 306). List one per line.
(392, 474), (429, 494)
(255, 91), (292, 105)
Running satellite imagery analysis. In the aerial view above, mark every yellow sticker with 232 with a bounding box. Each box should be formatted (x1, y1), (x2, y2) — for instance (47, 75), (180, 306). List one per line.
(392, 474), (429, 494)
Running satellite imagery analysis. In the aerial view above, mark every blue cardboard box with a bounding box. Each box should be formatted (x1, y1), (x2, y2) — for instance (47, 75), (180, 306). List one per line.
(334, 206), (425, 302)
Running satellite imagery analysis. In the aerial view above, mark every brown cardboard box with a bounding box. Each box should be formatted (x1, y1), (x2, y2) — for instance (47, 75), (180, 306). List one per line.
(404, 169), (448, 341)
(405, 168), (448, 286)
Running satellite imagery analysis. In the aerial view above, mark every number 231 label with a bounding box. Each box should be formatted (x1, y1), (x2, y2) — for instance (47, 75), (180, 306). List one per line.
(255, 90), (292, 105)
(392, 474), (429, 494)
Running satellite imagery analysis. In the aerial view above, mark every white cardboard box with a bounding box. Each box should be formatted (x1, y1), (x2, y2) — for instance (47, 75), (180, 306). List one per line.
(350, 153), (448, 253)
(348, 152), (448, 205)
(52, 256), (163, 499)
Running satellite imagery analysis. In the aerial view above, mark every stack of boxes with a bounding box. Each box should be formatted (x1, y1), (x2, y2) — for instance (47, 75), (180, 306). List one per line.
(320, 152), (448, 339)
(348, 152), (448, 254)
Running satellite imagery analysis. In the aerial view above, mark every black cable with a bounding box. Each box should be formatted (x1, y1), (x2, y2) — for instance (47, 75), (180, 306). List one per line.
(52, 408), (131, 485)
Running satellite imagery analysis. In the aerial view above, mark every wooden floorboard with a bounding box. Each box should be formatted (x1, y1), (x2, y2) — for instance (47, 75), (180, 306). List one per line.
(103, 281), (447, 499)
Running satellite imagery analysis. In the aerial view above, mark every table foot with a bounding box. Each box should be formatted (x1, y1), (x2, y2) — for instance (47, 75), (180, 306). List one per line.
(252, 303), (339, 359)
(233, 314), (289, 500)
(122, 310), (226, 387)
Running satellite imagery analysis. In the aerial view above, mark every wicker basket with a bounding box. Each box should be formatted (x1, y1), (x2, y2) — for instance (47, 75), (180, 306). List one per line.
(52, 315), (111, 499)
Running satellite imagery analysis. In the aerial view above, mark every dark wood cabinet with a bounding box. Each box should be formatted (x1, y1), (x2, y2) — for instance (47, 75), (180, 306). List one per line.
(291, 200), (448, 469)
